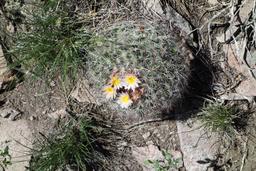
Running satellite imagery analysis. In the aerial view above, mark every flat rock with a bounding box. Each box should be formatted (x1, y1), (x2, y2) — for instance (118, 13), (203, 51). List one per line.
(141, 0), (163, 14)
(225, 44), (256, 96)
(239, 0), (255, 23)
(208, 0), (219, 5)
(132, 144), (164, 171)
(0, 45), (9, 89)
(226, 44), (249, 77)
(132, 143), (183, 171)
(0, 108), (21, 120)
(235, 78), (256, 97)
(0, 45), (8, 76)
(48, 109), (67, 119)
(176, 120), (218, 171)
(0, 118), (33, 171)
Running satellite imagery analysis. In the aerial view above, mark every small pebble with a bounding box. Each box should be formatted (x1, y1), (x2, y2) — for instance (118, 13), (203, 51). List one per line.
(48, 109), (67, 119)
(9, 111), (22, 121)
(0, 108), (11, 118)
(50, 81), (56, 87)
(0, 108), (21, 120)
(29, 116), (37, 121)
(142, 132), (151, 139)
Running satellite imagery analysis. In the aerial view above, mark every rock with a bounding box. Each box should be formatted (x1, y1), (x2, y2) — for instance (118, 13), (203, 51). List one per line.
(0, 45), (16, 91)
(235, 78), (256, 97)
(9, 111), (22, 121)
(42, 109), (47, 114)
(0, 108), (21, 120)
(142, 132), (151, 139)
(176, 120), (218, 171)
(0, 118), (33, 171)
(239, 0), (255, 23)
(0, 108), (11, 118)
(141, 0), (163, 14)
(165, 5), (191, 34)
(119, 141), (128, 147)
(171, 150), (183, 168)
(133, 143), (183, 170)
(132, 144), (164, 171)
(0, 45), (8, 76)
(226, 44), (249, 77)
(29, 115), (37, 121)
(246, 48), (256, 68)
(225, 44), (256, 96)
(50, 81), (56, 87)
(48, 109), (67, 119)
(216, 34), (225, 43)
(208, 0), (219, 5)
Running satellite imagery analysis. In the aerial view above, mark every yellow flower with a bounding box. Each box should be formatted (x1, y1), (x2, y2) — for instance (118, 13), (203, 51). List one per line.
(117, 93), (133, 108)
(103, 85), (116, 99)
(123, 74), (140, 91)
(109, 75), (122, 89)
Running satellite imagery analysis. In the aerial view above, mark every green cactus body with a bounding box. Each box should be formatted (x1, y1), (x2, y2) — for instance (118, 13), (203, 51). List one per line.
(85, 21), (189, 115)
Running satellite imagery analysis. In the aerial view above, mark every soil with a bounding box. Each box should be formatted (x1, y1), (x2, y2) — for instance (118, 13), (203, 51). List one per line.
(1, 77), (66, 133)
(0, 62), (183, 170)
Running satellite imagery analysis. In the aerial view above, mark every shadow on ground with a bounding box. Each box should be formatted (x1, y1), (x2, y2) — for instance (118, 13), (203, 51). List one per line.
(162, 49), (215, 120)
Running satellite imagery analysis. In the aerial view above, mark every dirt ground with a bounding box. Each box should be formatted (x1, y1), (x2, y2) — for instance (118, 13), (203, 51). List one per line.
(0, 75), (183, 170)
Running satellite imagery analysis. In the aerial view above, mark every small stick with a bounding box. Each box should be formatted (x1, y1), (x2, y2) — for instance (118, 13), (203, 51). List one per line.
(125, 116), (173, 130)
(240, 137), (248, 171)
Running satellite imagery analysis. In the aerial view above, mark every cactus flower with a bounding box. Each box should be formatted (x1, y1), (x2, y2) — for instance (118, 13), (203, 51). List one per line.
(109, 75), (122, 89)
(103, 85), (116, 99)
(123, 74), (140, 91)
(117, 93), (133, 108)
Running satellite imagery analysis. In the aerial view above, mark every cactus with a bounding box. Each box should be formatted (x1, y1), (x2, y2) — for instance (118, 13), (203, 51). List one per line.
(85, 21), (190, 114)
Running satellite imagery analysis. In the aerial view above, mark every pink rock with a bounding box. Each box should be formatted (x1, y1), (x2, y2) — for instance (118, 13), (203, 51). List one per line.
(235, 78), (256, 96)
(132, 144), (164, 171)
(48, 109), (67, 119)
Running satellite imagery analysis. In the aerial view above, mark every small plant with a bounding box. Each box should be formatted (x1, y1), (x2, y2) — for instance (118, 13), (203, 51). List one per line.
(198, 100), (242, 137)
(0, 145), (12, 170)
(145, 150), (180, 171)
(29, 118), (114, 171)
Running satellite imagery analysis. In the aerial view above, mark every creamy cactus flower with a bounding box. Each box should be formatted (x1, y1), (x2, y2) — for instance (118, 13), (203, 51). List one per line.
(103, 85), (117, 99)
(123, 73), (140, 91)
(109, 75), (122, 89)
(117, 93), (133, 108)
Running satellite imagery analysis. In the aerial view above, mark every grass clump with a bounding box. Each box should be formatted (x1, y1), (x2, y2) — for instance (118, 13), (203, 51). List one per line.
(198, 100), (243, 137)
(85, 21), (189, 114)
(29, 118), (114, 171)
(9, 0), (93, 82)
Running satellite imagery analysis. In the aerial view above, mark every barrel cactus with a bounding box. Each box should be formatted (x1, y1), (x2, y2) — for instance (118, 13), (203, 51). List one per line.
(85, 21), (190, 115)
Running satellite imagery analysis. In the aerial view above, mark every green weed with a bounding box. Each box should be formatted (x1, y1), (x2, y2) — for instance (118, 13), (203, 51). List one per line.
(145, 150), (180, 171)
(0, 145), (12, 170)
